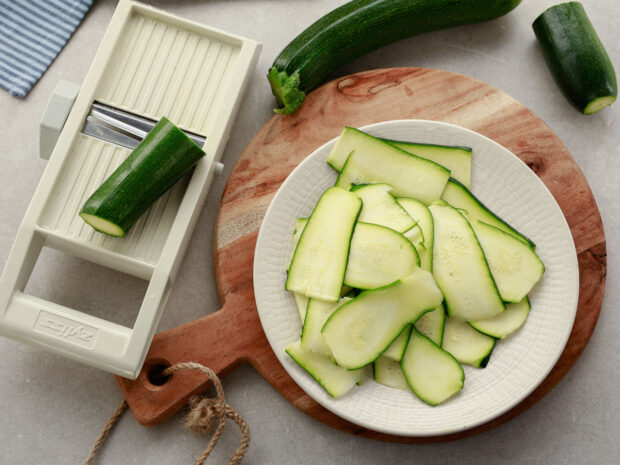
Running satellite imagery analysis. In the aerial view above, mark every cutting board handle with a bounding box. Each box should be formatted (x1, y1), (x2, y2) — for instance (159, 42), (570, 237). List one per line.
(116, 291), (263, 426)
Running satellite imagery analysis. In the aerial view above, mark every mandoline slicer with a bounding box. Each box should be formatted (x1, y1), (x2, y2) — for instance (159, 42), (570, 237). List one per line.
(0, 0), (261, 379)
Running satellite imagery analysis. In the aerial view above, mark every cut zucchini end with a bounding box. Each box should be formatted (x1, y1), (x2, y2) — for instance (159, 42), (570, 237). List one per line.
(267, 67), (306, 115)
(584, 95), (616, 114)
(79, 213), (125, 237)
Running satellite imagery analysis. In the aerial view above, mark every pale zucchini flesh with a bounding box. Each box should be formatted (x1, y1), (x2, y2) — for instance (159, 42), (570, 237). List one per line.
(388, 140), (472, 188)
(442, 317), (496, 368)
(301, 297), (350, 356)
(414, 304), (446, 346)
(334, 129), (450, 205)
(469, 297), (531, 339)
(374, 356), (409, 391)
(287, 218), (308, 271)
(344, 222), (419, 290)
(430, 201), (505, 321)
(351, 184), (416, 233)
(322, 269), (444, 369)
(397, 198), (434, 271)
(293, 292), (309, 323)
(441, 179), (534, 247)
(286, 341), (362, 398)
(474, 221), (545, 303)
(401, 329), (464, 406)
(382, 325), (412, 362)
(286, 187), (362, 301)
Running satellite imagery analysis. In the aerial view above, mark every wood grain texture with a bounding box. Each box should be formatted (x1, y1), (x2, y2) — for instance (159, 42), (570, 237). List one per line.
(116, 68), (606, 441)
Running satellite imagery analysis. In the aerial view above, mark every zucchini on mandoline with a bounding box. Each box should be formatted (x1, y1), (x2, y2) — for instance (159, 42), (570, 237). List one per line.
(80, 117), (205, 237)
(322, 268), (444, 370)
(286, 187), (362, 301)
(268, 0), (523, 114)
(533, 2), (617, 114)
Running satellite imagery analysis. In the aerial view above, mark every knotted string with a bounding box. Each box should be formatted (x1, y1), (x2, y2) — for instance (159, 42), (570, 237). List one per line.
(84, 362), (250, 465)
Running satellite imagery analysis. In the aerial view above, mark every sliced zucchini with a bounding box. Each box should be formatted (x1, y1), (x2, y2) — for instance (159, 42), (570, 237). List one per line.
(344, 222), (419, 290)
(388, 140), (472, 188)
(429, 201), (505, 321)
(469, 297), (531, 339)
(442, 317), (496, 368)
(286, 187), (362, 301)
(334, 128), (450, 205)
(401, 328), (464, 406)
(351, 184), (416, 233)
(301, 297), (350, 356)
(356, 364), (373, 386)
(286, 340), (362, 398)
(327, 126), (360, 171)
(382, 325), (412, 362)
(293, 292), (309, 323)
(322, 268), (444, 369)
(474, 221), (545, 303)
(397, 198), (434, 271)
(287, 218), (308, 271)
(414, 304), (446, 346)
(374, 356), (409, 391)
(441, 179), (534, 247)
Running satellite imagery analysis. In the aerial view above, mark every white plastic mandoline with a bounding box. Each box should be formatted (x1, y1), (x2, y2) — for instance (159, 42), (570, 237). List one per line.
(0, 0), (261, 378)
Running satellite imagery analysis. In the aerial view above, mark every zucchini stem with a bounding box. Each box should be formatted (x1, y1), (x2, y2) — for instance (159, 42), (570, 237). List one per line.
(267, 68), (306, 115)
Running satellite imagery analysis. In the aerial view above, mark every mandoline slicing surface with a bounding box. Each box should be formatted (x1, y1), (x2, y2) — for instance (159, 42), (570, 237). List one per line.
(116, 68), (606, 442)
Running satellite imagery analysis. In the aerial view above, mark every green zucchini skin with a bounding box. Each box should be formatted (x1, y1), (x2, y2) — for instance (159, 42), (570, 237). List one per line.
(80, 117), (205, 237)
(268, 0), (523, 114)
(533, 2), (617, 114)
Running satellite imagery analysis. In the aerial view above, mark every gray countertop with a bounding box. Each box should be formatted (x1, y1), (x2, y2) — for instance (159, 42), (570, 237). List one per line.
(1, 1), (618, 463)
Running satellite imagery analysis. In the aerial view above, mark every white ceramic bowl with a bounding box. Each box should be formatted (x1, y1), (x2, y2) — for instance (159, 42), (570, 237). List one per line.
(253, 120), (579, 436)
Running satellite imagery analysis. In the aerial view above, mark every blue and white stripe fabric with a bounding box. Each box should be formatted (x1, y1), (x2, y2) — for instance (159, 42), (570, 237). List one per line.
(0, 0), (93, 98)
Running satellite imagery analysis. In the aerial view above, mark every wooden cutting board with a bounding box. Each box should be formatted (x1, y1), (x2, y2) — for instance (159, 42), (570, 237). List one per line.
(116, 68), (606, 442)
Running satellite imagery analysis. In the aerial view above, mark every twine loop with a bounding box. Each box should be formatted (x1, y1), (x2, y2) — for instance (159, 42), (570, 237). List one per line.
(84, 362), (250, 465)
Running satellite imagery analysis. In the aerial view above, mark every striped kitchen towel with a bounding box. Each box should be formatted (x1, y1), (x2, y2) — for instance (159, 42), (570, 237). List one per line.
(0, 0), (93, 98)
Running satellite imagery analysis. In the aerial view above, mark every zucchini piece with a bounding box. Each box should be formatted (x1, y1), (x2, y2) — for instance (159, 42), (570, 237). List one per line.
(401, 328), (464, 406)
(442, 317), (496, 368)
(382, 325), (412, 362)
(335, 129), (450, 205)
(429, 201), (505, 321)
(396, 198), (434, 271)
(322, 268), (444, 369)
(533, 2), (617, 114)
(301, 297), (351, 356)
(351, 184), (416, 234)
(474, 221), (545, 303)
(388, 140), (472, 188)
(441, 178), (534, 247)
(414, 304), (446, 346)
(293, 292), (309, 323)
(268, 0), (523, 114)
(344, 222), (419, 290)
(287, 218), (308, 271)
(80, 117), (205, 237)
(286, 341), (362, 398)
(374, 356), (409, 391)
(286, 187), (362, 301)
(469, 297), (531, 339)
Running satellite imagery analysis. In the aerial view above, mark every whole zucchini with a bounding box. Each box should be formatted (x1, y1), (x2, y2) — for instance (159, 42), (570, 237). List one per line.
(533, 2), (617, 114)
(268, 0), (523, 114)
